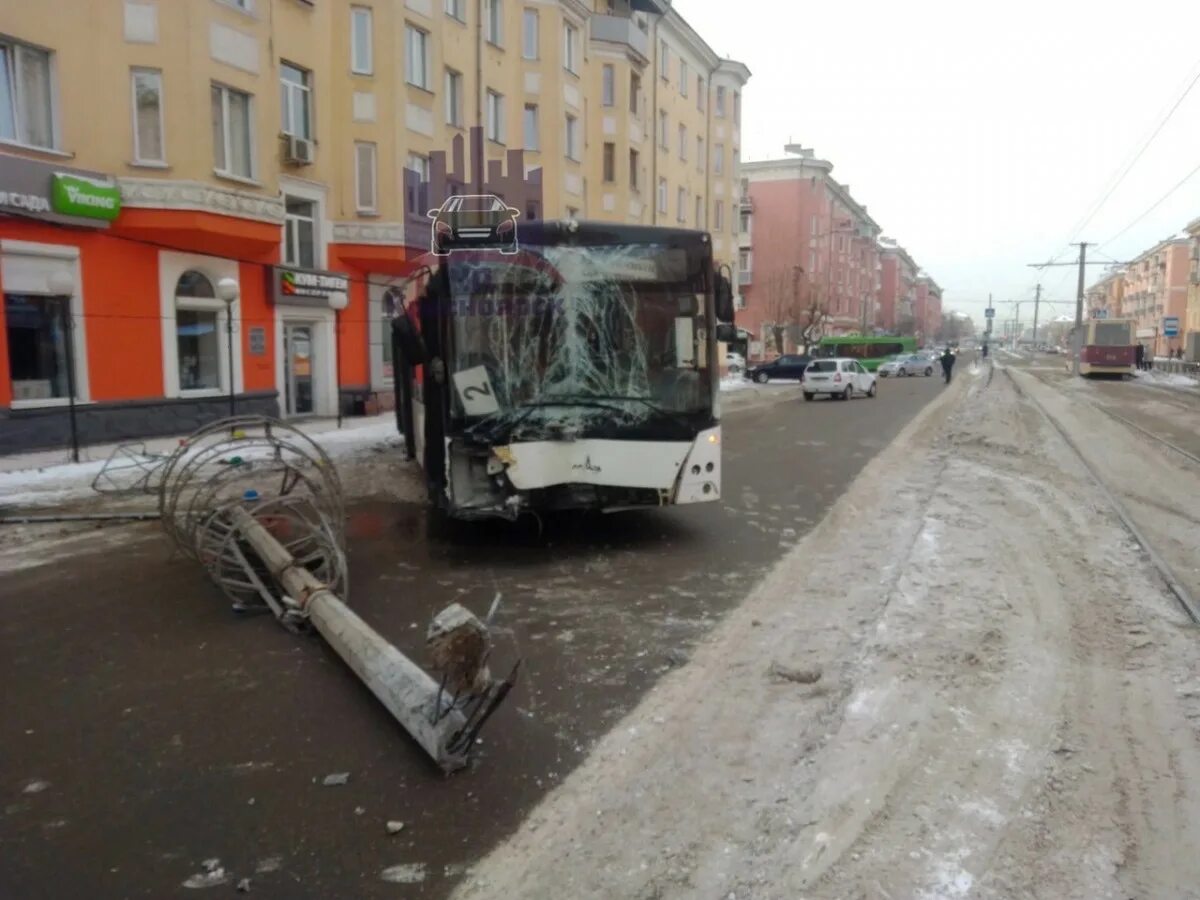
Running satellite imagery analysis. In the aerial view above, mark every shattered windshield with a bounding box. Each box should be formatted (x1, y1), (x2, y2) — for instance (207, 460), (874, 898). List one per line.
(443, 244), (712, 441)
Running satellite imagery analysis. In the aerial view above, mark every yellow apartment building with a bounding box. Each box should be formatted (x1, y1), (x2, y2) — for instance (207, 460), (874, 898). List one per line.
(0, 0), (748, 453)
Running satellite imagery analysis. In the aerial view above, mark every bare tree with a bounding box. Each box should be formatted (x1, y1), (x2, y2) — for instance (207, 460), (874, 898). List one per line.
(795, 282), (831, 351)
(760, 270), (801, 355)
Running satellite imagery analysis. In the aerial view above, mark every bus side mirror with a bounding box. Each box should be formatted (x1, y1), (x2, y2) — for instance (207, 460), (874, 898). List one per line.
(715, 323), (738, 343)
(391, 314), (428, 365)
(715, 271), (735, 323)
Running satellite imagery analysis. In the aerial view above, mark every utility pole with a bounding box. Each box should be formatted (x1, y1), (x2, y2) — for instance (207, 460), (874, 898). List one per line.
(1027, 242), (1109, 376)
(1072, 242), (1088, 376)
(1031, 283), (1041, 346)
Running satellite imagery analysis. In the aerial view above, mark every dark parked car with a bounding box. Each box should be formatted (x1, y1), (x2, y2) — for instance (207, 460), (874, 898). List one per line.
(747, 354), (812, 383)
(428, 194), (520, 255)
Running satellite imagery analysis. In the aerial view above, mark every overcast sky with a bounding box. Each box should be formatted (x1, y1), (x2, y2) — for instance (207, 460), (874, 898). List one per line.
(676, 0), (1200, 323)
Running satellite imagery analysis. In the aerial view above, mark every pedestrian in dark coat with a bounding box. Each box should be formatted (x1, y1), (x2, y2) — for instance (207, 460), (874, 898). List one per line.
(940, 348), (956, 384)
(1135, 343), (1145, 371)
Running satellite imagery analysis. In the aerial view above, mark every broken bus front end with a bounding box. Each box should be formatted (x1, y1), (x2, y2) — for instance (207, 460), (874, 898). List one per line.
(389, 221), (736, 520)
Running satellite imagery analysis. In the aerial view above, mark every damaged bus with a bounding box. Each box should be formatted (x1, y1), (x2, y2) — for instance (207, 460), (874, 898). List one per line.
(387, 221), (736, 520)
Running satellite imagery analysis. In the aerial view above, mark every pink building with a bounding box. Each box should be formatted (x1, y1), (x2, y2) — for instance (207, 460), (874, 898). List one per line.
(915, 275), (942, 343)
(877, 243), (918, 333)
(1118, 238), (1190, 357)
(738, 146), (882, 359)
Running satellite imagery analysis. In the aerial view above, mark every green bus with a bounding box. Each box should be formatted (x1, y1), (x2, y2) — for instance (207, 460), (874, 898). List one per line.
(813, 335), (918, 371)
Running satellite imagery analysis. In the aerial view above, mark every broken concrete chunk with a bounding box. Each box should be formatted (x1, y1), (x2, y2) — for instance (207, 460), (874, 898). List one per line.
(181, 860), (228, 889)
(22, 780), (49, 794)
(236, 878), (252, 893)
(380, 863), (427, 884)
(386, 820), (405, 835)
(322, 772), (350, 786)
(768, 661), (822, 684)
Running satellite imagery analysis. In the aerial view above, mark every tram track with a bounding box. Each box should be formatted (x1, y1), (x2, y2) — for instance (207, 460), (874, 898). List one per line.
(1023, 368), (1200, 468)
(1002, 363), (1200, 625)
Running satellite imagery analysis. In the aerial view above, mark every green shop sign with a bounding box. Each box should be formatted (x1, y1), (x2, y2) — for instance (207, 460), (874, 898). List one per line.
(50, 173), (121, 221)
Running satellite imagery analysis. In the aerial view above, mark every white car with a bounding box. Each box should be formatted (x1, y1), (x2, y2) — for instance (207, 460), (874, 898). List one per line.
(877, 353), (934, 378)
(802, 358), (877, 401)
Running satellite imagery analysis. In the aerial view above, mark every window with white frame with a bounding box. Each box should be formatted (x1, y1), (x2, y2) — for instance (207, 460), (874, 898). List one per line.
(680, 59), (688, 96)
(405, 25), (430, 89)
(355, 141), (376, 212)
(602, 142), (615, 182)
(695, 194), (702, 228)
(658, 109), (667, 148)
(350, 6), (373, 74)
(696, 76), (704, 111)
(405, 153), (430, 215)
(658, 39), (668, 79)
(445, 0), (465, 21)
(211, 83), (254, 179)
(678, 123), (686, 160)
(713, 142), (724, 174)
(174, 270), (222, 393)
(565, 113), (579, 160)
(445, 68), (463, 126)
(629, 148), (639, 191)
(714, 200), (723, 231)
(677, 186), (686, 222)
(0, 38), (56, 149)
(279, 62), (311, 139)
(522, 9), (538, 59)
(485, 0), (503, 45)
(657, 177), (667, 214)
(715, 85), (726, 116)
(131, 68), (165, 164)
(601, 64), (614, 106)
(696, 136), (703, 172)
(563, 22), (578, 73)
(629, 71), (640, 115)
(486, 89), (504, 142)
(523, 103), (538, 149)
(284, 195), (317, 268)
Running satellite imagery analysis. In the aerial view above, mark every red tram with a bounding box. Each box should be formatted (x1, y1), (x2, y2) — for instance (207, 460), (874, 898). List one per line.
(1067, 318), (1136, 376)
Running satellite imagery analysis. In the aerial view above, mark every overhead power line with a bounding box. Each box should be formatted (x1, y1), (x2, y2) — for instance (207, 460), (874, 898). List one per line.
(1064, 52), (1200, 243)
(1100, 160), (1200, 249)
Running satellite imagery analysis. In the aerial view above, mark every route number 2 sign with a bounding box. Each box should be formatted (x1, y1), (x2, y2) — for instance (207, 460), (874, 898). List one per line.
(451, 365), (502, 416)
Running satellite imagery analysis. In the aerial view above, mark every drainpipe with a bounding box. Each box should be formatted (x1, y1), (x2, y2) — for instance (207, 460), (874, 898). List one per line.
(650, 16), (659, 225)
(705, 62), (715, 233)
(476, 0), (484, 133)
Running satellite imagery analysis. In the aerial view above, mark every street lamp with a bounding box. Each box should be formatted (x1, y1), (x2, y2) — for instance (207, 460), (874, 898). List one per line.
(46, 269), (79, 463)
(216, 277), (240, 422)
(329, 291), (349, 428)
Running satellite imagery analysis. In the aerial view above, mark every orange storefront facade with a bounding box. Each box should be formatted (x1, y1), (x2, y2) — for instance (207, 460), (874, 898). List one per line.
(0, 153), (416, 454)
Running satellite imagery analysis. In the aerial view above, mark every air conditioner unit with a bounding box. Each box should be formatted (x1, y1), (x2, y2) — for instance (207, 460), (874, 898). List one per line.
(285, 136), (314, 165)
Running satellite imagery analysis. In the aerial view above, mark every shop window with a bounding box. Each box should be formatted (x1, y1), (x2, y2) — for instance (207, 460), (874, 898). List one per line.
(0, 39), (56, 149)
(5, 294), (71, 401)
(284, 195), (317, 268)
(174, 271), (223, 394)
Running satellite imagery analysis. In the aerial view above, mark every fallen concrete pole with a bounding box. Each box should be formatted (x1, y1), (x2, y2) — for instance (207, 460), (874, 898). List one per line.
(226, 506), (472, 772)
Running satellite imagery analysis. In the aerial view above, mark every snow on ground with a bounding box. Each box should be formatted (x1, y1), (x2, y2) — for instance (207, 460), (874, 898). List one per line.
(451, 361), (1200, 900)
(1134, 368), (1198, 390)
(719, 375), (754, 392)
(0, 415), (401, 510)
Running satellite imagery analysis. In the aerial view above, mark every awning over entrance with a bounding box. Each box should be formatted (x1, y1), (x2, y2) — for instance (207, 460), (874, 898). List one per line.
(113, 209), (281, 259)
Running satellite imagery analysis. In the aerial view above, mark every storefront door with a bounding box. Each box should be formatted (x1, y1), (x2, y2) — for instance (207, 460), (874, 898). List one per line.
(283, 323), (315, 416)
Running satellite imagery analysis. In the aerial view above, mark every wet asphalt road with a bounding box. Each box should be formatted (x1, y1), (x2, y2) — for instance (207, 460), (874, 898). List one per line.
(0, 374), (942, 900)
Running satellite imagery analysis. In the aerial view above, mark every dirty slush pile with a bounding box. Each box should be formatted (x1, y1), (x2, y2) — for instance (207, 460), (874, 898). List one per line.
(451, 366), (1200, 900)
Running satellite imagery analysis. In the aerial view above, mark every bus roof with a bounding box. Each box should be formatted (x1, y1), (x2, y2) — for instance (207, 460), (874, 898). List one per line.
(819, 335), (915, 343)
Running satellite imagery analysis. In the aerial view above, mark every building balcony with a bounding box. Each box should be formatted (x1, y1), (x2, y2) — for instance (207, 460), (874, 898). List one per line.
(739, 193), (753, 211)
(589, 15), (649, 62)
(739, 269), (752, 286)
